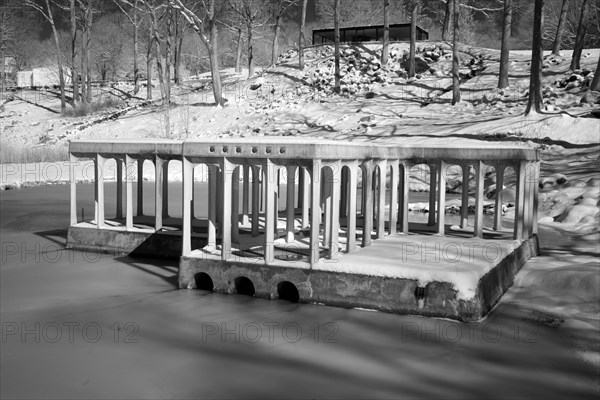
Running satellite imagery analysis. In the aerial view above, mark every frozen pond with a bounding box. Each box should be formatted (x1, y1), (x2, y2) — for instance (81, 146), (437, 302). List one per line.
(1, 184), (597, 399)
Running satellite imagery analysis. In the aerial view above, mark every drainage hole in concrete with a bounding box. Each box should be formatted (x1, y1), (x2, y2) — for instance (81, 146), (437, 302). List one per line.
(234, 276), (255, 296)
(277, 281), (299, 303)
(195, 272), (214, 291)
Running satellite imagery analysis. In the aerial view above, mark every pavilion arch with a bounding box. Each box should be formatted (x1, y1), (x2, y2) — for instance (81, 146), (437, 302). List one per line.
(407, 162), (435, 231)
(165, 159), (182, 219)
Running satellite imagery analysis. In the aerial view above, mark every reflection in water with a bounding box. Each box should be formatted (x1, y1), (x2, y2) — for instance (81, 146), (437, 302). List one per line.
(0, 185), (596, 399)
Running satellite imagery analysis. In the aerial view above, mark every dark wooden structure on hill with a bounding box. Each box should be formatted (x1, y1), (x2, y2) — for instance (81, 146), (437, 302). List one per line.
(312, 23), (429, 44)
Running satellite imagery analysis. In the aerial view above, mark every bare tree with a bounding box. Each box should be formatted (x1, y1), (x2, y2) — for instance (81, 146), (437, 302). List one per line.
(498, 0), (512, 89)
(270, 0), (298, 67)
(382, 0), (390, 66)
(451, 0), (460, 105)
(113, 0), (142, 94)
(526, 0), (544, 115)
(0, 5), (14, 96)
(78, 0), (95, 103)
(172, 8), (187, 84)
(298, 0), (308, 70)
(334, 0), (340, 93)
(442, 0), (452, 41)
(570, 0), (589, 71)
(24, 0), (67, 112)
(407, 1), (420, 78)
(228, 0), (269, 78)
(68, 0), (80, 102)
(551, 0), (569, 56)
(171, 0), (224, 105)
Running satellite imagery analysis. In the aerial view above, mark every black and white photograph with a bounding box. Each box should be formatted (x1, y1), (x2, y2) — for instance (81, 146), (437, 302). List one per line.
(1, 0), (599, 398)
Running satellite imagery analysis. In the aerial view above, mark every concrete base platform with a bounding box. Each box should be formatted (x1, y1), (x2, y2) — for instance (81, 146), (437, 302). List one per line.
(67, 221), (539, 321)
(178, 235), (539, 322)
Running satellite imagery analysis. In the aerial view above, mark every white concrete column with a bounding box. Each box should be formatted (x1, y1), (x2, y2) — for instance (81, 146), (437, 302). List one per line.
(347, 161), (358, 252)
(323, 168), (332, 247)
(460, 164), (470, 229)
(514, 161), (526, 240)
(376, 160), (387, 239)
(216, 168), (223, 229)
(474, 161), (484, 238)
(362, 160), (374, 247)
(532, 161), (540, 235)
(286, 165), (297, 243)
(221, 159), (233, 260)
(137, 159), (144, 216)
(242, 165), (250, 225)
(389, 161), (399, 235)
(329, 161), (341, 259)
(94, 154), (105, 228)
(116, 158), (123, 220)
(69, 154), (77, 226)
(437, 161), (447, 235)
(523, 162), (533, 239)
(162, 160), (169, 220)
(154, 156), (164, 231)
(125, 155), (134, 231)
(208, 164), (217, 249)
(264, 161), (276, 264)
(494, 165), (505, 231)
(399, 163), (409, 234)
(428, 163), (437, 226)
(301, 168), (310, 229)
(182, 157), (193, 256)
(310, 160), (322, 265)
(232, 167), (240, 243)
(274, 168), (281, 234)
(251, 165), (260, 237)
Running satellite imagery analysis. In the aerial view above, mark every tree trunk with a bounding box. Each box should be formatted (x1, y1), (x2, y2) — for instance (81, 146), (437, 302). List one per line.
(451, 0), (461, 105)
(570, 0), (588, 71)
(80, 33), (86, 102)
(552, 0), (569, 56)
(146, 32), (153, 100)
(271, 14), (282, 67)
(498, 0), (512, 89)
(442, 0), (452, 41)
(173, 12), (180, 85)
(70, 0), (79, 103)
(45, 0), (66, 112)
(409, 5), (417, 78)
(1, 45), (5, 97)
(382, 0), (390, 66)
(165, 8), (172, 105)
(85, 1), (92, 103)
(235, 27), (243, 73)
(589, 54), (600, 91)
(156, 45), (165, 101)
(209, 6), (222, 106)
(133, 1), (139, 94)
(299, 0), (308, 70)
(525, 0), (544, 114)
(334, 0), (340, 92)
(247, 24), (254, 77)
